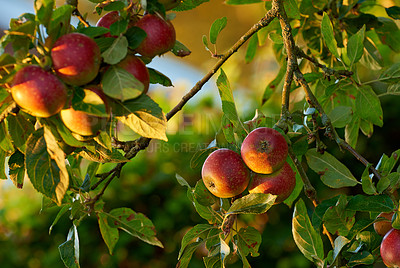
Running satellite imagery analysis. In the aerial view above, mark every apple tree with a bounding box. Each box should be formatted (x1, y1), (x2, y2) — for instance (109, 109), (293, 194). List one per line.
(0, 0), (400, 267)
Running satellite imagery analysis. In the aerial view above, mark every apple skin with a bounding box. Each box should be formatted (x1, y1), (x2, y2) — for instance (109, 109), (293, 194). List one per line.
(11, 65), (67, 118)
(202, 148), (250, 198)
(241, 127), (288, 174)
(374, 212), (394, 237)
(60, 86), (109, 136)
(134, 14), (176, 58)
(380, 228), (400, 267)
(51, 33), (101, 86)
(248, 162), (296, 204)
(116, 54), (150, 94)
(96, 11), (120, 37)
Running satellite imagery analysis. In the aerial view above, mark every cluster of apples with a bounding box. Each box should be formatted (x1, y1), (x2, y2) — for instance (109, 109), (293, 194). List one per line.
(201, 127), (296, 203)
(374, 212), (400, 267)
(10, 10), (176, 137)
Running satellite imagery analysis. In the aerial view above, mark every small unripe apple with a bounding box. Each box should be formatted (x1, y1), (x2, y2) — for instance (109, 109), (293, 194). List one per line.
(96, 11), (121, 38)
(116, 54), (150, 94)
(374, 212), (394, 237)
(51, 33), (101, 86)
(60, 86), (109, 136)
(11, 65), (67, 118)
(248, 162), (296, 204)
(134, 14), (176, 58)
(380, 228), (400, 267)
(202, 148), (250, 198)
(158, 0), (181, 10)
(241, 127), (288, 174)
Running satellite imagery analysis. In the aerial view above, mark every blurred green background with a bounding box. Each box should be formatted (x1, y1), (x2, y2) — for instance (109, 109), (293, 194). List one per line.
(1, 0), (400, 267)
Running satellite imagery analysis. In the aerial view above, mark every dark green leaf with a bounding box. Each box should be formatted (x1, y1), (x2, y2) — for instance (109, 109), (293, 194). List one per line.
(225, 0), (262, 4)
(284, 0), (300, 19)
(178, 224), (215, 259)
(190, 146), (217, 170)
(173, 0), (209, 11)
(347, 25), (365, 66)
(103, 1), (126, 11)
(101, 36), (128, 65)
(377, 175), (391, 194)
(386, 6), (400, 20)
(8, 150), (25, 188)
(348, 251), (374, 266)
(193, 180), (218, 207)
(202, 35), (210, 51)
(94, 37), (115, 53)
(35, 0), (54, 28)
(379, 63), (400, 83)
(226, 193), (276, 215)
(71, 87), (108, 117)
(148, 68), (173, 87)
(322, 195), (355, 236)
(312, 195), (340, 231)
(347, 218), (375, 240)
(177, 241), (202, 268)
(221, 114), (235, 143)
(78, 26), (110, 38)
(262, 61), (286, 105)
(0, 122), (14, 154)
(97, 212), (119, 254)
(284, 157), (304, 207)
(25, 128), (69, 205)
(78, 145), (128, 163)
(102, 66), (144, 101)
(216, 69), (240, 128)
(245, 34), (258, 63)
(332, 236), (351, 263)
(305, 149), (359, 188)
(172, 40), (191, 57)
(360, 118), (373, 137)
(361, 166), (377, 195)
(292, 199), (325, 266)
(58, 225), (80, 268)
(109, 19), (128, 36)
(234, 226), (261, 258)
(377, 149), (400, 177)
(328, 106), (353, 128)
(209, 17), (227, 45)
(346, 194), (394, 212)
(125, 26), (147, 50)
(113, 95), (167, 141)
(47, 5), (74, 41)
(387, 172), (400, 191)
(49, 205), (69, 234)
(321, 13), (340, 59)
(355, 85), (383, 127)
(6, 114), (34, 153)
(107, 207), (163, 247)
(345, 115), (360, 148)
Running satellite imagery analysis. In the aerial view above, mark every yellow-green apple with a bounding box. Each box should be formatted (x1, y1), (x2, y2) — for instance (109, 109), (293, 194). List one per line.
(202, 148), (250, 198)
(374, 212), (394, 237)
(116, 54), (150, 94)
(380, 228), (400, 267)
(60, 86), (109, 136)
(241, 127), (288, 174)
(134, 14), (176, 58)
(11, 65), (67, 118)
(51, 33), (101, 86)
(248, 162), (295, 204)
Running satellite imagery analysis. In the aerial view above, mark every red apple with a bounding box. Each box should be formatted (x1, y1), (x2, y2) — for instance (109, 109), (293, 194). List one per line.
(380, 228), (400, 267)
(116, 54), (150, 94)
(134, 14), (176, 58)
(374, 212), (394, 237)
(11, 65), (67, 118)
(60, 86), (109, 136)
(241, 127), (288, 174)
(51, 33), (101, 86)
(248, 162), (296, 204)
(96, 11), (121, 38)
(202, 148), (250, 198)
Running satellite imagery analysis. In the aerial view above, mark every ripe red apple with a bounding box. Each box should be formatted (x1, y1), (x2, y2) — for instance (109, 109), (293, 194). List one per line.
(374, 212), (394, 237)
(51, 33), (101, 86)
(202, 148), (250, 198)
(380, 228), (400, 267)
(248, 162), (296, 204)
(60, 86), (109, 136)
(96, 11), (121, 38)
(134, 14), (176, 58)
(241, 127), (288, 174)
(11, 65), (67, 118)
(116, 54), (150, 94)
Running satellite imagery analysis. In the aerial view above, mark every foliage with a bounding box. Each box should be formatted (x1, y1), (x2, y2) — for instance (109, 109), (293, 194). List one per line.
(0, 0), (400, 267)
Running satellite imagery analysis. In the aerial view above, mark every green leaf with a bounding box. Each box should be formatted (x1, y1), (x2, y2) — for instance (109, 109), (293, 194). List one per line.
(193, 180), (218, 207)
(71, 87), (107, 117)
(78, 145), (128, 163)
(77, 26), (110, 38)
(6, 114), (34, 153)
(322, 195), (355, 236)
(332, 236), (351, 263)
(173, 0), (209, 11)
(225, 0), (262, 4)
(177, 241), (202, 268)
(305, 149), (359, 188)
(328, 106), (353, 128)
(245, 34), (258, 63)
(178, 224), (215, 259)
(102, 66), (144, 101)
(125, 26), (147, 50)
(377, 175), (391, 194)
(49, 205), (69, 234)
(8, 150), (25, 188)
(35, 0), (54, 28)
(97, 212), (119, 254)
(312, 195), (340, 231)
(103, 0), (126, 11)
(25, 128), (69, 205)
(386, 6), (400, 20)
(355, 86), (383, 127)
(209, 17), (227, 45)
(216, 69), (240, 128)
(268, 32), (283, 44)
(284, 157), (304, 208)
(284, 0), (301, 19)
(202, 35), (210, 51)
(345, 115), (360, 148)
(346, 194), (394, 212)
(101, 35), (128, 65)
(0, 122), (14, 154)
(377, 149), (400, 177)
(113, 95), (168, 141)
(321, 12), (340, 59)
(292, 199), (325, 266)
(379, 63), (400, 83)
(221, 114), (235, 143)
(59, 225), (80, 268)
(226, 193), (276, 215)
(348, 251), (374, 266)
(262, 61), (286, 105)
(107, 207), (163, 248)
(190, 146), (217, 170)
(361, 166), (377, 195)
(172, 40), (191, 57)
(234, 226), (262, 258)
(347, 25), (365, 67)
(0, 150), (6, 180)
(109, 19), (128, 36)
(47, 5), (74, 41)
(148, 68), (173, 87)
